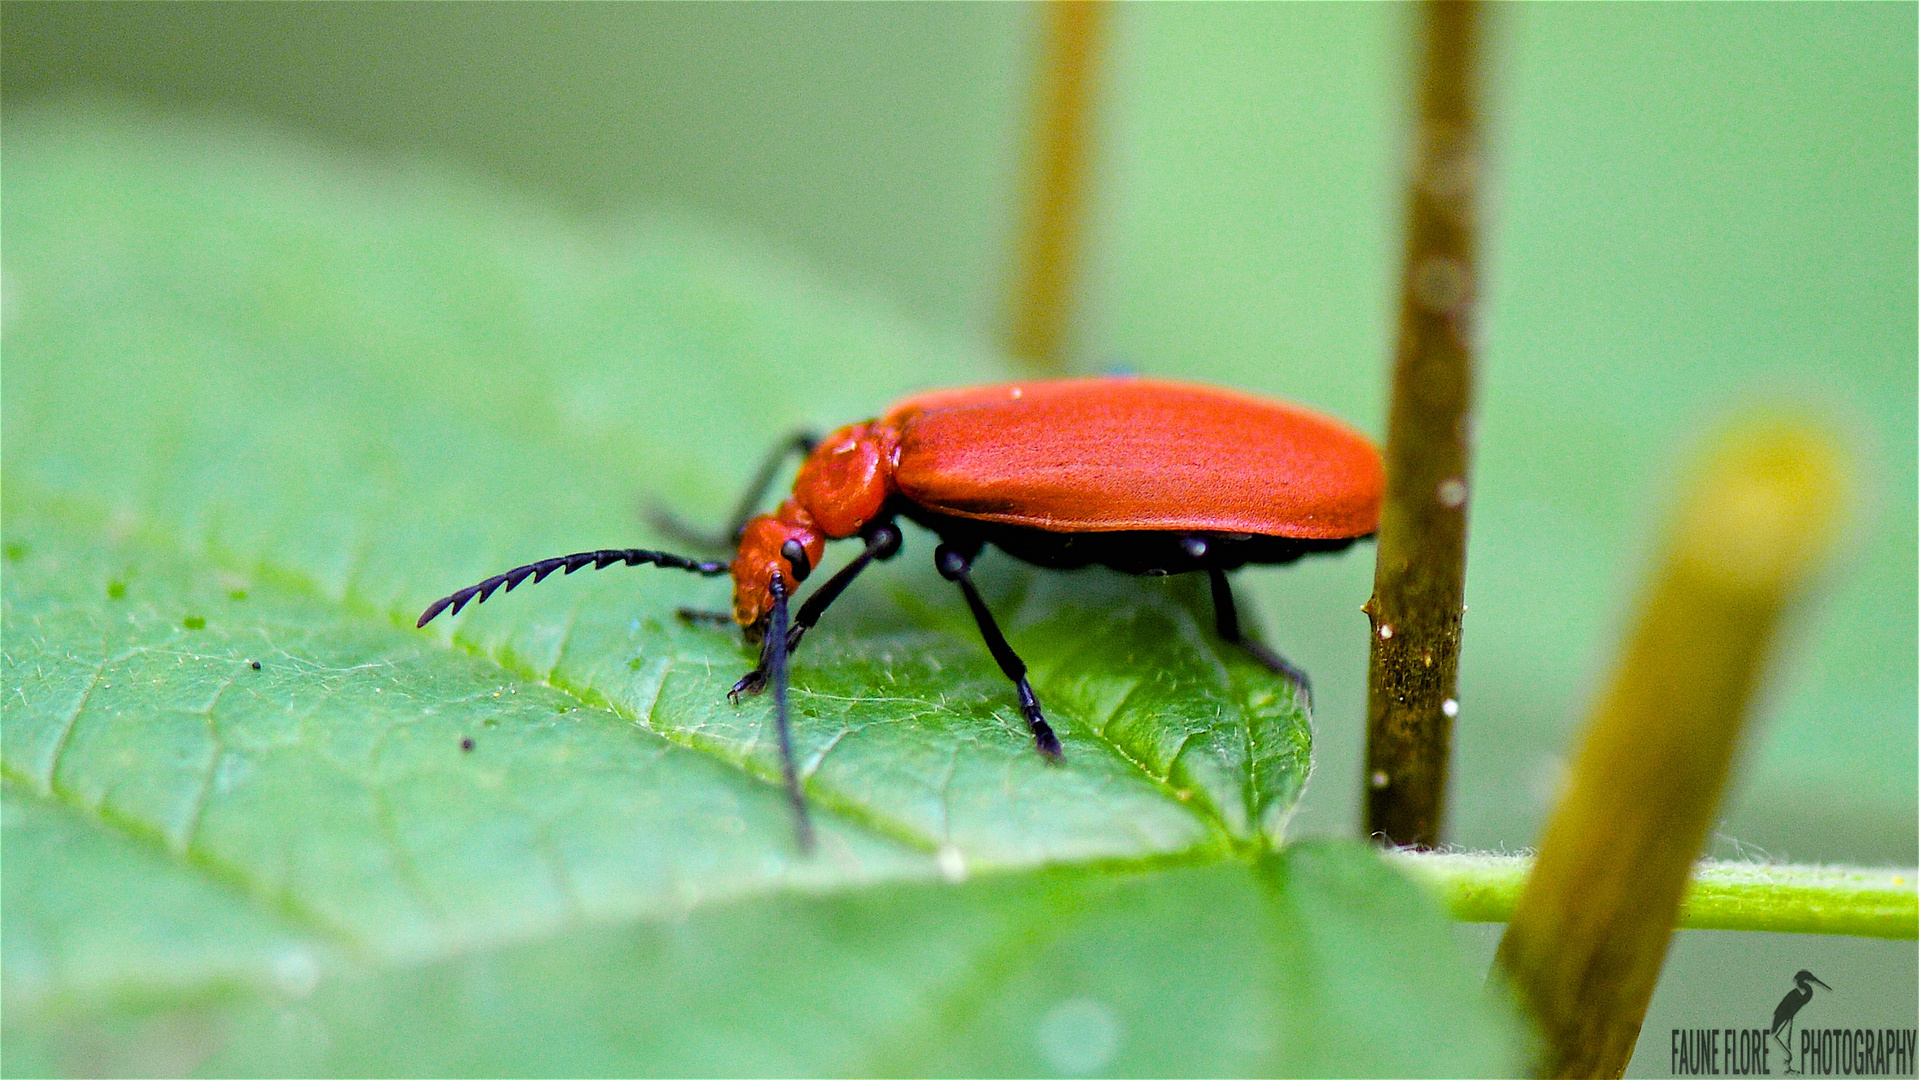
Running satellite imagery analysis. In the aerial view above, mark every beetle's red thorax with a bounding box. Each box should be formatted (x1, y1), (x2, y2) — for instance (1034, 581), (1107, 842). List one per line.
(731, 422), (899, 631)
(792, 421), (900, 539)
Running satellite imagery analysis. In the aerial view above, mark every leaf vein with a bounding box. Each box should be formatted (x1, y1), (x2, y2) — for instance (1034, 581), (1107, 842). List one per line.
(1, 763), (366, 950)
(41, 648), (108, 793)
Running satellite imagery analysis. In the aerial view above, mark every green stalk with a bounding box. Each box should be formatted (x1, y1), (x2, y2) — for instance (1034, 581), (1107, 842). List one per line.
(1004, 0), (1105, 374)
(1492, 415), (1853, 1078)
(1387, 851), (1918, 940)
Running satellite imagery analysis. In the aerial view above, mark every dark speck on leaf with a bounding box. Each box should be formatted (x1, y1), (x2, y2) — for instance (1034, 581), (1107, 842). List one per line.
(230, 589), (248, 601)
(107, 580), (127, 599)
(3, 543), (25, 562)
(183, 616), (206, 630)
(250, 660), (262, 670)
(461, 737), (475, 752)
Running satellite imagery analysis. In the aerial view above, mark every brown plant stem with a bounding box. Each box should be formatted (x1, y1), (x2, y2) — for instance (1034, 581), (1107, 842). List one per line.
(1494, 416), (1850, 1079)
(1005, 0), (1103, 374)
(1363, 0), (1482, 848)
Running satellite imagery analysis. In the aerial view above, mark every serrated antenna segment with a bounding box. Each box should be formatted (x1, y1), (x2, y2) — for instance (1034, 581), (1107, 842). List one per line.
(417, 548), (729, 627)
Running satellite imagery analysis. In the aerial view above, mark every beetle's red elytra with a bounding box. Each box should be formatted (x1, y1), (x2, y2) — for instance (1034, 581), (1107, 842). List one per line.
(420, 377), (1384, 850)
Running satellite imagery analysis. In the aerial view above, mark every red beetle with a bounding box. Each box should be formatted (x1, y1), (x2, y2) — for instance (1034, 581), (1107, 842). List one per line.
(420, 378), (1383, 848)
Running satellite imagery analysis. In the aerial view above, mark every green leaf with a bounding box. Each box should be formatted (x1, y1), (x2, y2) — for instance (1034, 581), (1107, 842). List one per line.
(1, 103), (1523, 1073)
(5, 780), (1520, 1076)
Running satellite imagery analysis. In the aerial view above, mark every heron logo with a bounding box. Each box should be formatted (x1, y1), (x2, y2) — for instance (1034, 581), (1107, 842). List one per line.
(1668, 972), (1916, 1077)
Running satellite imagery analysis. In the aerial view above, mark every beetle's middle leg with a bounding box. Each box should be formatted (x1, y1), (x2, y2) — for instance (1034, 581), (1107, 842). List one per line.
(935, 542), (1063, 760)
(1207, 566), (1313, 706)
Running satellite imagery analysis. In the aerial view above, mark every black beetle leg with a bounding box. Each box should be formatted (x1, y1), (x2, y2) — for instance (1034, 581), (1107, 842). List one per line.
(730, 521), (902, 701)
(1208, 566), (1313, 706)
(935, 543), (1063, 760)
(648, 430), (820, 550)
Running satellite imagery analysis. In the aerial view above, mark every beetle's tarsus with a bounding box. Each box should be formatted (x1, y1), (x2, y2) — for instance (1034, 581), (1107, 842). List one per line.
(1019, 681), (1064, 760)
(937, 542), (1066, 762)
(1033, 723), (1063, 760)
(729, 668), (767, 701)
(1208, 566), (1314, 707)
(1237, 638), (1313, 703)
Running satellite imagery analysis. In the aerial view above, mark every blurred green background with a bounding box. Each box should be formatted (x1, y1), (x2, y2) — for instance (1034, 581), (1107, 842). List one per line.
(5, 2), (1913, 1071)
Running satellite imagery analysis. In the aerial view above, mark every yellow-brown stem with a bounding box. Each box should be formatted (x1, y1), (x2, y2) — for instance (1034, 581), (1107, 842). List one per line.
(1005, 0), (1103, 373)
(1495, 416), (1849, 1078)
(1364, 0), (1482, 848)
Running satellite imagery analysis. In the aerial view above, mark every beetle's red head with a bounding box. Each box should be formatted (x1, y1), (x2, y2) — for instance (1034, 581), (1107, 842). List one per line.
(731, 499), (825, 636)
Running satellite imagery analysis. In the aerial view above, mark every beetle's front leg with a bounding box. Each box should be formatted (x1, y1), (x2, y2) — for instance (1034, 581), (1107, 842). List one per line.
(729, 522), (903, 700)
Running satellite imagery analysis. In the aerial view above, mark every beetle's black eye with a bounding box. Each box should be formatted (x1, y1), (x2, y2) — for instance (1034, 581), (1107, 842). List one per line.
(780, 539), (812, 582)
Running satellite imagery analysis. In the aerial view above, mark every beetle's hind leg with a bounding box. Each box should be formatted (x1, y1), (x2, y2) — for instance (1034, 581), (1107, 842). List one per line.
(934, 543), (1063, 761)
(1207, 566), (1313, 707)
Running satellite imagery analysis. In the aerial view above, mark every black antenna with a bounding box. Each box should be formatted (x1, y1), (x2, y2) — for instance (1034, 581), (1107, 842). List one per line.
(417, 548), (729, 628)
(767, 571), (816, 851)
